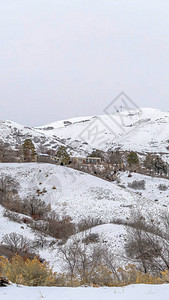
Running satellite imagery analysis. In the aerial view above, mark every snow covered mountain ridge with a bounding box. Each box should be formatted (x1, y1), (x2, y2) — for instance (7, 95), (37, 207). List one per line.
(0, 107), (169, 158)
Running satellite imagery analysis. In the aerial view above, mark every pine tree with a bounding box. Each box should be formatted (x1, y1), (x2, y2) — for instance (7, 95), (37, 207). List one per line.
(22, 139), (36, 162)
(56, 146), (70, 165)
(127, 151), (139, 166)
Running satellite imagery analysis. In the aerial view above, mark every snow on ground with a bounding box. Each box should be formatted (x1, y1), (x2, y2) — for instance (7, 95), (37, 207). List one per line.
(35, 108), (169, 159)
(0, 163), (136, 271)
(0, 205), (34, 241)
(0, 163), (168, 272)
(47, 223), (127, 272)
(119, 171), (169, 207)
(0, 163), (164, 224)
(0, 284), (169, 300)
(1, 108), (169, 158)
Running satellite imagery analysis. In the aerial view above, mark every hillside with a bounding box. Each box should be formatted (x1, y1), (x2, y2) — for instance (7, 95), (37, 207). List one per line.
(0, 163), (168, 273)
(0, 108), (169, 161)
(35, 108), (169, 159)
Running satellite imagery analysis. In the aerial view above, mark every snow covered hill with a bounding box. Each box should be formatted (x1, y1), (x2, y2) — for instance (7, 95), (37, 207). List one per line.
(0, 108), (169, 158)
(35, 108), (169, 157)
(0, 163), (164, 225)
(0, 163), (168, 272)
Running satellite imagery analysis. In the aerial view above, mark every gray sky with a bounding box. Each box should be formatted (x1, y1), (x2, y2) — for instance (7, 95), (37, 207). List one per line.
(0, 0), (169, 126)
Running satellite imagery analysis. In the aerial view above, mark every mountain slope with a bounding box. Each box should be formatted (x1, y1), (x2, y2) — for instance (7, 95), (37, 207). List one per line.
(0, 108), (169, 159)
(0, 163), (168, 271)
(35, 107), (169, 156)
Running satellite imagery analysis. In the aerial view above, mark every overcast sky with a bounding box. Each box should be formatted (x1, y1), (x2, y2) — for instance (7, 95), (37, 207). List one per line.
(0, 0), (169, 126)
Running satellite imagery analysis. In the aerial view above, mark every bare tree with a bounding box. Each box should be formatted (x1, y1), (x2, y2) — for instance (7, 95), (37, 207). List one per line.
(2, 232), (31, 254)
(0, 174), (20, 204)
(125, 209), (169, 274)
(58, 238), (80, 282)
(58, 234), (117, 284)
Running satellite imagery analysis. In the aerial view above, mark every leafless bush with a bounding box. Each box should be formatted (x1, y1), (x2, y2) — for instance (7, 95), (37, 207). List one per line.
(30, 219), (49, 233)
(3, 210), (22, 223)
(30, 211), (75, 240)
(82, 233), (99, 245)
(22, 197), (51, 219)
(1, 232), (32, 255)
(58, 237), (117, 284)
(33, 234), (48, 249)
(158, 184), (168, 191)
(0, 174), (20, 204)
(77, 217), (103, 233)
(3, 194), (23, 213)
(1, 191), (51, 221)
(47, 212), (75, 239)
(125, 209), (169, 273)
(128, 180), (146, 190)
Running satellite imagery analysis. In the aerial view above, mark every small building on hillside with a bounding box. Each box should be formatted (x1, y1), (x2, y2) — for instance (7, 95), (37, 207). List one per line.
(70, 157), (86, 164)
(71, 156), (102, 165)
(86, 157), (102, 164)
(50, 155), (102, 165)
(51, 156), (65, 164)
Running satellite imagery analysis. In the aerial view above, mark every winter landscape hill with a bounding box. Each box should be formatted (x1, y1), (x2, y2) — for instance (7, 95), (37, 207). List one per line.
(0, 108), (169, 295)
(35, 108), (169, 157)
(0, 163), (169, 272)
(0, 108), (169, 161)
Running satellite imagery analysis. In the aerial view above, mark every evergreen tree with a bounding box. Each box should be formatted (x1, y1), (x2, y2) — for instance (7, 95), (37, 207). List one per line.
(22, 139), (36, 162)
(127, 151), (139, 166)
(56, 146), (70, 165)
(88, 149), (103, 159)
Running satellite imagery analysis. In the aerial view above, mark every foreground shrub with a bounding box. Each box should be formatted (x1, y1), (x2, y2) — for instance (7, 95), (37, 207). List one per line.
(1, 254), (169, 286)
(0, 255), (56, 286)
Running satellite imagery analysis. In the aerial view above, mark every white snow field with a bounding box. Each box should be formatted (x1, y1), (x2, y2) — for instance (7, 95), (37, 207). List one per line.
(118, 171), (169, 205)
(0, 284), (169, 300)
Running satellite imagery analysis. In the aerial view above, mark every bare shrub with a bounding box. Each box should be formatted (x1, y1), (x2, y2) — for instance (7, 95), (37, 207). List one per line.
(47, 212), (75, 239)
(3, 194), (23, 213)
(22, 197), (51, 219)
(33, 234), (48, 249)
(82, 233), (99, 245)
(158, 184), (168, 191)
(30, 211), (75, 240)
(128, 180), (146, 190)
(30, 219), (49, 233)
(1, 232), (32, 255)
(77, 217), (103, 233)
(3, 210), (22, 223)
(59, 237), (117, 285)
(0, 174), (20, 204)
(125, 209), (169, 273)
(1, 192), (51, 221)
